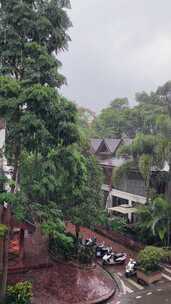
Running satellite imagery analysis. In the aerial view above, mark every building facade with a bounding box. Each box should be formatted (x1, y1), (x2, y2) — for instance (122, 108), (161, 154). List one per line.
(90, 138), (168, 223)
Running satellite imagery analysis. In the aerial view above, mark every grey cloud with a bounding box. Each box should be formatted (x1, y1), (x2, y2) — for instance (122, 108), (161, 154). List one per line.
(59, 0), (171, 112)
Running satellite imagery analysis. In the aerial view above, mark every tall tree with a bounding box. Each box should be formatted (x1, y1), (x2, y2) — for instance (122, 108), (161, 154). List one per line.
(0, 1), (82, 301)
(0, 0), (73, 192)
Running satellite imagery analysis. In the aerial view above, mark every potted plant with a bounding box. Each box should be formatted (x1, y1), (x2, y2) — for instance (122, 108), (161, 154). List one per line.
(137, 246), (163, 284)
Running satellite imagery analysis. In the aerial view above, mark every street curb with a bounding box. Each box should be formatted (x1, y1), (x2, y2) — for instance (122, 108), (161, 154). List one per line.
(80, 288), (115, 304)
(97, 262), (126, 294)
(66, 264), (116, 304)
(160, 263), (171, 269)
(49, 252), (116, 304)
(88, 265), (116, 304)
(97, 261), (124, 295)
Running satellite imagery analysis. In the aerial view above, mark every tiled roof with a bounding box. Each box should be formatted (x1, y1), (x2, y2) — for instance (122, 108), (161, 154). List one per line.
(90, 137), (132, 154)
(90, 139), (102, 153)
(104, 138), (121, 153)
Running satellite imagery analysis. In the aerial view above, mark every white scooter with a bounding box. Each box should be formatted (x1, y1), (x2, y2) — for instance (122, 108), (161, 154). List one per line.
(125, 258), (137, 277)
(102, 252), (127, 265)
(84, 237), (97, 247)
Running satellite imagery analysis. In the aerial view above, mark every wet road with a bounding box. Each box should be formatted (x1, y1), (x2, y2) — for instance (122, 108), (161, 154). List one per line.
(66, 224), (171, 304)
(120, 285), (171, 304)
(104, 279), (171, 304)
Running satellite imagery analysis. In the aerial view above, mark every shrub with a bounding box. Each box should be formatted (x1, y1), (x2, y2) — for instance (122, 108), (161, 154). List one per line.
(160, 248), (171, 264)
(0, 224), (7, 239)
(96, 210), (109, 228)
(78, 244), (95, 265)
(110, 218), (127, 233)
(6, 281), (32, 304)
(138, 246), (164, 273)
(50, 233), (75, 259)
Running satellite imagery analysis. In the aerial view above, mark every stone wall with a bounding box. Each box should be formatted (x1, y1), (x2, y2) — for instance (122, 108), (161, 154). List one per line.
(24, 226), (49, 260)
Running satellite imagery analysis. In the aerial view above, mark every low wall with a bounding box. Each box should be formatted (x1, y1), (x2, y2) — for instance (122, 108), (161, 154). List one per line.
(24, 225), (49, 259)
(95, 225), (144, 252)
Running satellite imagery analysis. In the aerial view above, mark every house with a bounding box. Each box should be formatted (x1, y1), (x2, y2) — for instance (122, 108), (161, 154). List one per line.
(90, 137), (168, 223)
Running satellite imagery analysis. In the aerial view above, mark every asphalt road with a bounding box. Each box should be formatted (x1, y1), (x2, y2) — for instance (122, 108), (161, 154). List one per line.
(117, 283), (171, 304)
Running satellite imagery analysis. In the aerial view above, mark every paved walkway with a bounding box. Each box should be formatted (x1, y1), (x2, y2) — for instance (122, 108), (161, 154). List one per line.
(9, 223), (146, 304)
(8, 262), (115, 304)
(65, 223), (136, 260)
(66, 224), (171, 304)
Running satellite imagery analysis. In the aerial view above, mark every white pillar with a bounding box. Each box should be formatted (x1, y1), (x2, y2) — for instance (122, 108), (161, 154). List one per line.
(128, 212), (132, 223)
(128, 200), (132, 207)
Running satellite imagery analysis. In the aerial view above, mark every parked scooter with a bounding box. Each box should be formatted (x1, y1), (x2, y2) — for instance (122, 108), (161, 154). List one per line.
(102, 252), (127, 265)
(95, 243), (104, 257)
(84, 237), (97, 247)
(96, 244), (112, 258)
(125, 258), (137, 277)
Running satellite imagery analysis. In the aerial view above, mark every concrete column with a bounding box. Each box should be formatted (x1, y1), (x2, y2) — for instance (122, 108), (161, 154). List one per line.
(128, 212), (132, 223)
(128, 200), (132, 207)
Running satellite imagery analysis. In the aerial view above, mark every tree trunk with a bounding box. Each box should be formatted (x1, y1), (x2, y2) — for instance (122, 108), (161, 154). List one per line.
(11, 145), (20, 193)
(166, 162), (171, 202)
(0, 239), (4, 288)
(0, 229), (9, 303)
(19, 229), (25, 260)
(75, 224), (80, 242)
(75, 224), (80, 255)
(167, 218), (170, 248)
(145, 168), (152, 204)
(0, 206), (11, 302)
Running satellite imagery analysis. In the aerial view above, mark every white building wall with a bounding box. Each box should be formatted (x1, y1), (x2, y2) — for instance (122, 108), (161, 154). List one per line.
(0, 120), (12, 191)
(0, 129), (5, 150)
(102, 184), (146, 205)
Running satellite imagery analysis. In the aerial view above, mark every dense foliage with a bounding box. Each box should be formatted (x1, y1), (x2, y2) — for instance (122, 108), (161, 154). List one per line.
(6, 282), (32, 304)
(138, 246), (164, 273)
(0, 1), (103, 301)
(91, 81), (171, 247)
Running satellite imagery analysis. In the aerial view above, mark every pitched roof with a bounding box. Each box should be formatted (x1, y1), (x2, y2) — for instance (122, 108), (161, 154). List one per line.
(90, 139), (102, 153)
(90, 137), (132, 154)
(104, 138), (121, 153)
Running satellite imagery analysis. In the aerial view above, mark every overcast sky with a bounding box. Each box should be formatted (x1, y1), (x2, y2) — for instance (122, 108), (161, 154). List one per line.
(59, 0), (171, 112)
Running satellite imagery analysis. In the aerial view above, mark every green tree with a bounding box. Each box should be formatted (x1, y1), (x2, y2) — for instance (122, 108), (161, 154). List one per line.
(62, 154), (103, 243)
(0, 1), (77, 301)
(0, 0), (73, 192)
(117, 133), (166, 202)
(110, 97), (129, 110)
(138, 196), (171, 247)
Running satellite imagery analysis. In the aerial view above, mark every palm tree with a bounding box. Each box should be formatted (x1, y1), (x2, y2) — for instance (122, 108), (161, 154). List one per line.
(116, 133), (167, 203)
(138, 196), (171, 247)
